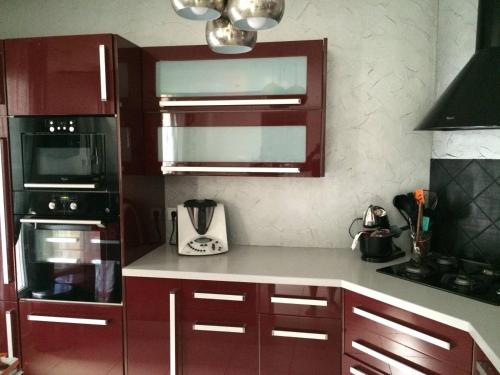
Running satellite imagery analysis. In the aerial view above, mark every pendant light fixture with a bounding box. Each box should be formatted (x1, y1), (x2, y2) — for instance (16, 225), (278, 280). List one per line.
(171, 0), (225, 20)
(206, 15), (257, 54)
(227, 0), (285, 31)
(170, 0), (285, 54)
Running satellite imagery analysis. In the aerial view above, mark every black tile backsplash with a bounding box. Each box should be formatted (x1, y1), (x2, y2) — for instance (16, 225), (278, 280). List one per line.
(430, 159), (500, 269)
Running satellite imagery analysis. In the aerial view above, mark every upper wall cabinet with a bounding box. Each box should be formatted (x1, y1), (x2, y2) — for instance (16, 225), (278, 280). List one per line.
(142, 39), (327, 112)
(5, 34), (116, 115)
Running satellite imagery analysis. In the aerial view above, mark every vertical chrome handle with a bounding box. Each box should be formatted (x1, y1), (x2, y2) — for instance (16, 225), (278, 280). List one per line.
(5, 310), (14, 358)
(0, 140), (10, 285)
(99, 44), (107, 102)
(170, 290), (177, 375)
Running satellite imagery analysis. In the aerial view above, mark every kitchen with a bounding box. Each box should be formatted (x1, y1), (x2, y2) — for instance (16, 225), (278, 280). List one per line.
(0, 0), (499, 374)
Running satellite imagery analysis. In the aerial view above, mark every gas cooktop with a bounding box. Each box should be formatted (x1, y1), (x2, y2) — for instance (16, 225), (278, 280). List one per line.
(378, 254), (500, 306)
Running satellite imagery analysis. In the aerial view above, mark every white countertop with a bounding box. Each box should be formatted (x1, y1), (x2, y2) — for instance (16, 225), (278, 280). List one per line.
(123, 244), (500, 370)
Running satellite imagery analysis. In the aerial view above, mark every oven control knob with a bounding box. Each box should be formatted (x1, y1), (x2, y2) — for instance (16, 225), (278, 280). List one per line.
(69, 202), (78, 211)
(69, 126), (75, 132)
(49, 126), (55, 133)
(48, 201), (56, 210)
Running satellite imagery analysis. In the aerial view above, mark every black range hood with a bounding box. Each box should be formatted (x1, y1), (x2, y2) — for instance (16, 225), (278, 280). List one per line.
(416, 0), (500, 131)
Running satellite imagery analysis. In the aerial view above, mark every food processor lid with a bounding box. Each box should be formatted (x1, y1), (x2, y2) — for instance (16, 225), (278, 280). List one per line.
(184, 199), (217, 235)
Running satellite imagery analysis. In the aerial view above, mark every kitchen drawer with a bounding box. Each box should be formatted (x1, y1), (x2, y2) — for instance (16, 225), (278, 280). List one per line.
(342, 354), (385, 375)
(20, 300), (123, 375)
(260, 314), (341, 375)
(182, 279), (257, 314)
(259, 284), (341, 318)
(344, 290), (472, 371)
(473, 343), (500, 375)
(182, 308), (258, 375)
(345, 327), (470, 375)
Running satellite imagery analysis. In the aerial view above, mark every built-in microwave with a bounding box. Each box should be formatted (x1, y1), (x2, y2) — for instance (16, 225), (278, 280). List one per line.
(8, 116), (118, 192)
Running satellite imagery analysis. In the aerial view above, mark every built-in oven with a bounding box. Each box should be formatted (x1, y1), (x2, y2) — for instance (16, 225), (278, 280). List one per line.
(13, 191), (121, 303)
(8, 116), (118, 192)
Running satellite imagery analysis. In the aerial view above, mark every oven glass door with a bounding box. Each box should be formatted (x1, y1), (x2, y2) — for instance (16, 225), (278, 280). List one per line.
(15, 217), (121, 303)
(21, 133), (106, 189)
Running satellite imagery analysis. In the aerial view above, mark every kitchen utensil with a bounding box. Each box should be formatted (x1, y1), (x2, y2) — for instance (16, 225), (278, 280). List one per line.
(177, 199), (228, 255)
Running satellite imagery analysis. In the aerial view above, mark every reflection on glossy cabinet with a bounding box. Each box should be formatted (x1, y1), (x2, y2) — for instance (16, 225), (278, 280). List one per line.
(5, 34), (115, 115)
(473, 343), (500, 375)
(260, 314), (341, 375)
(20, 300), (123, 375)
(125, 277), (182, 375)
(0, 40), (6, 120)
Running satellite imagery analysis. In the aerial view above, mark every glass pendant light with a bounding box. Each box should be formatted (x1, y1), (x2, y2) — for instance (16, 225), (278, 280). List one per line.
(206, 15), (257, 54)
(227, 0), (285, 31)
(171, 0), (226, 21)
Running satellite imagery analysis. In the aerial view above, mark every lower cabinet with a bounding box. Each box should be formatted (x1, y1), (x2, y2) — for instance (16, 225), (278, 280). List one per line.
(125, 277), (342, 375)
(473, 344), (500, 375)
(0, 301), (20, 359)
(260, 314), (341, 375)
(125, 277), (181, 375)
(19, 300), (123, 375)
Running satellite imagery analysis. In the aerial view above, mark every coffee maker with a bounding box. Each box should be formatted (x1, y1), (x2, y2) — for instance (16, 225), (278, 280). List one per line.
(351, 205), (405, 262)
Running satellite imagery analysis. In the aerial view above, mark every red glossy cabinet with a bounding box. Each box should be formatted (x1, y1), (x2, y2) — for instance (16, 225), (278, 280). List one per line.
(181, 280), (258, 375)
(473, 344), (500, 375)
(259, 284), (342, 374)
(144, 40), (327, 177)
(20, 300), (123, 375)
(260, 314), (341, 375)
(342, 354), (384, 375)
(0, 40), (6, 121)
(344, 290), (473, 375)
(0, 138), (16, 302)
(0, 301), (20, 359)
(125, 277), (182, 375)
(5, 34), (116, 115)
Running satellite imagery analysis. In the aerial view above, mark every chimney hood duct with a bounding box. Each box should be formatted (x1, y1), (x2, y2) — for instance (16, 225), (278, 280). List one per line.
(415, 0), (500, 131)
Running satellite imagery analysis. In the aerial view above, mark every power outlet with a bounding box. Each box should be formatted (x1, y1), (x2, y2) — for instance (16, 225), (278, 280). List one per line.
(167, 207), (177, 221)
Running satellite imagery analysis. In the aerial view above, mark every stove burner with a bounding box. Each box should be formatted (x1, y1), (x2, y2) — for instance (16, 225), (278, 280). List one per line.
(437, 256), (456, 266)
(405, 262), (432, 279)
(454, 275), (473, 287)
(483, 268), (500, 278)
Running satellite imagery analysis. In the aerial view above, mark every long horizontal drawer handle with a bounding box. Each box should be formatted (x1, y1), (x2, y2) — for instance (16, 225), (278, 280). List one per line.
(20, 218), (105, 228)
(193, 291), (246, 302)
(193, 323), (245, 334)
(352, 307), (451, 350)
(349, 367), (369, 375)
(272, 329), (328, 341)
(352, 341), (426, 375)
(271, 296), (328, 307)
(27, 315), (108, 326)
(159, 98), (302, 107)
(24, 183), (96, 189)
(161, 166), (300, 174)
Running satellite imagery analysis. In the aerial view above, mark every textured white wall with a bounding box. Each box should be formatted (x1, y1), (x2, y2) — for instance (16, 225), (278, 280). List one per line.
(432, 0), (500, 159)
(0, 0), (437, 248)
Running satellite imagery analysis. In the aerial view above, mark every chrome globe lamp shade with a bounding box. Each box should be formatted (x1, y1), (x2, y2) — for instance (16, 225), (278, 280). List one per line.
(206, 16), (257, 54)
(171, 0), (226, 20)
(227, 0), (285, 31)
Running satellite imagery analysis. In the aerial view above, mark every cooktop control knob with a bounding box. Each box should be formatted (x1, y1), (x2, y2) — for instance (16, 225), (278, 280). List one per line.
(48, 201), (56, 210)
(69, 202), (78, 211)
(49, 126), (55, 133)
(69, 126), (75, 132)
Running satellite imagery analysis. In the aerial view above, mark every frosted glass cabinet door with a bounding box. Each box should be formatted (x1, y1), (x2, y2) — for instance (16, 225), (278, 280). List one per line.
(149, 110), (325, 177)
(142, 39), (327, 111)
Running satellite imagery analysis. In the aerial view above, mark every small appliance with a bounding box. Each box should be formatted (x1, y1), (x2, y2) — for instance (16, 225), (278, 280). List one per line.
(177, 199), (228, 256)
(350, 205), (405, 263)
